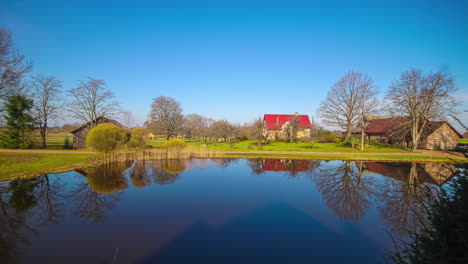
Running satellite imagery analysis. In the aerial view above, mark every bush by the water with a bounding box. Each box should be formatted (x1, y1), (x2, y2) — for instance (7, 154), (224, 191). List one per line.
(63, 137), (73, 149)
(86, 123), (128, 153)
(127, 128), (148, 149)
(390, 163), (468, 263)
(319, 131), (336, 143)
(163, 138), (186, 149)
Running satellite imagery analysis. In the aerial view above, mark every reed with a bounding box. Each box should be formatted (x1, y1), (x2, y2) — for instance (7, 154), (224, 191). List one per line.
(98, 146), (222, 163)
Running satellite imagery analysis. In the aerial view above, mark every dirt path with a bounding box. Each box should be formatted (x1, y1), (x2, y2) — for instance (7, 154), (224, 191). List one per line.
(0, 149), (464, 159)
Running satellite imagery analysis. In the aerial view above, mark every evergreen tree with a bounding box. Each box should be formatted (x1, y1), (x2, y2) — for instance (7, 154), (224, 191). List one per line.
(0, 94), (35, 148)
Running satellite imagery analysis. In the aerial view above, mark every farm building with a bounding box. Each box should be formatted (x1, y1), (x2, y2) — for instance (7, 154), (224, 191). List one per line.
(263, 113), (311, 140)
(71, 117), (127, 149)
(364, 117), (461, 150)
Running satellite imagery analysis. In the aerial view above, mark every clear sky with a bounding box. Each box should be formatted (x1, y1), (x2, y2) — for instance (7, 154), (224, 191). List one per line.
(0, 0), (467, 131)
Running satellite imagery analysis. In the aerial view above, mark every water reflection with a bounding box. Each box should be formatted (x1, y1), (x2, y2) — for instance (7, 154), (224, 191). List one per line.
(0, 159), (459, 264)
(129, 160), (151, 188)
(362, 162), (456, 235)
(313, 161), (376, 220)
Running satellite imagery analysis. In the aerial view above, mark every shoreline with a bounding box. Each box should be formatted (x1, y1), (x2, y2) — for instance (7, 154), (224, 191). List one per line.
(1, 149), (466, 181)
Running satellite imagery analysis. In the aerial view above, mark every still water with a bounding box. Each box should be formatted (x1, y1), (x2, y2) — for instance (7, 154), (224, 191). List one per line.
(0, 159), (459, 263)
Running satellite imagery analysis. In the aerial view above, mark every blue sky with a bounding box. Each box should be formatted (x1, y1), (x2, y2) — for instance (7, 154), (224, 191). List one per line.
(1, 0), (467, 130)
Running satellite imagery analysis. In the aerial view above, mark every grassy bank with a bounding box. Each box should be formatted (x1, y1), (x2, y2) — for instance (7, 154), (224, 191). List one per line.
(0, 149), (466, 181)
(0, 152), (96, 181)
(149, 139), (412, 153)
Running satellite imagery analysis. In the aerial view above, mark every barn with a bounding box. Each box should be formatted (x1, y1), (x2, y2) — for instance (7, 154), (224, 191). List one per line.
(71, 117), (127, 149)
(364, 117), (461, 150)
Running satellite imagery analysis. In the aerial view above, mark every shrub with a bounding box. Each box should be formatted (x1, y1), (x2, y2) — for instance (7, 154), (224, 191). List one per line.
(127, 128), (148, 149)
(86, 123), (128, 153)
(163, 138), (186, 149)
(319, 133), (336, 143)
(63, 137), (73, 149)
(228, 139), (239, 149)
(257, 142), (263, 150)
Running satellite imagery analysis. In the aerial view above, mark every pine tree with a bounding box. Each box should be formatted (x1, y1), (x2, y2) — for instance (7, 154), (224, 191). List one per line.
(0, 94), (35, 148)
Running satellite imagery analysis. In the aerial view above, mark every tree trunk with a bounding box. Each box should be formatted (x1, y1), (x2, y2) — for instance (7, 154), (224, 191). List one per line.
(345, 126), (352, 141)
(41, 121), (47, 149)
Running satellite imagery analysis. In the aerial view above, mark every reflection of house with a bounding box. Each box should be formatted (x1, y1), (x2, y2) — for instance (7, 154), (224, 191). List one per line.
(263, 113), (311, 140)
(262, 159), (310, 172)
(362, 162), (456, 186)
(71, 116), (126, 149)
(364, 117), (461, 150)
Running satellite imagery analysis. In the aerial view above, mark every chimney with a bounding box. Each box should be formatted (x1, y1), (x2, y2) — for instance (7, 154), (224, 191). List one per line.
(295, 112), (298, 116)
(276, 115), (280, 125)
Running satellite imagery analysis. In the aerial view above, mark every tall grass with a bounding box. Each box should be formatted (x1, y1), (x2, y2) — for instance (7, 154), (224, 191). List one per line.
(98, 146), (222, 163)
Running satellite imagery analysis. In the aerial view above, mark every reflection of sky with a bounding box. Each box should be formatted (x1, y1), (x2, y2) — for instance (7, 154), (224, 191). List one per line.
(10, 159), (454, 263)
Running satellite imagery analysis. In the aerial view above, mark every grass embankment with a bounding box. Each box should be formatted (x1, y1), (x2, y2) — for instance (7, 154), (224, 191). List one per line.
(149, 139), (411, 153)
(1, 135), (466, 181)
(0, 152), (96, 181)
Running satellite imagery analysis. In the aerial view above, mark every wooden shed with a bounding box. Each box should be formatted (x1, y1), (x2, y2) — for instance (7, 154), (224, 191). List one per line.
(71, 117), (126, 149)
(364, 117), (461, 150)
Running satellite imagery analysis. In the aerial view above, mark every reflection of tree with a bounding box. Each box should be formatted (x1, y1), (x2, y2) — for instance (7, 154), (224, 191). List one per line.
(148, 160), (179, 185)
(70, 162), (131, 223)
(314, 161), (375, 220)
(212, 158), (238, 168)
(161, 159), (186, 174)
(68, 183), (120, 223)
(247, 159), (264, 175)
(35, 174), (66, 226)
(8, 179), (40, 213)
(130, 160), (152, 188)
(377, 162), (429, 235)
(0, 181), (37, 264)
(83, 162), (131, 194)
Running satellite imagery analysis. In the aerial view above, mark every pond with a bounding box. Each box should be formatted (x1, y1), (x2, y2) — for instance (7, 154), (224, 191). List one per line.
(0, 158), (460, 263)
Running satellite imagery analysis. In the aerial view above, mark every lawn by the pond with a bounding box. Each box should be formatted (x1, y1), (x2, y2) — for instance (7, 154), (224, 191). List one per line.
(0, 152), (95, 180)
(148, 138), (412, 153)
(1, 135), (466, 181)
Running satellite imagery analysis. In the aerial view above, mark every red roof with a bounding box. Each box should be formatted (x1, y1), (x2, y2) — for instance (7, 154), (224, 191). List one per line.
(364, 117), (408, 134)
(264, 114), (311, 130)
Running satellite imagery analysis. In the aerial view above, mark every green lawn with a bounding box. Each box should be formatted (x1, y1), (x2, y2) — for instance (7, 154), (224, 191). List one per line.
(149, 138), (411, 153)
(0, 152), (95, 180)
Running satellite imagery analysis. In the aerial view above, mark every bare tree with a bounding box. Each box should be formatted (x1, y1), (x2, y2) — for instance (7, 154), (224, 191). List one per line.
(210, 119), (235, 142)
(250, 117), (265, 144)
(181, 113), (209, 139)
(121, 110), (135, 128)
(30, 75), (63, 149)
(318, 72), (378, 141)
(68, 78), (120, 124)
(387, 69), (456, 150)
(0, 29), (32, 100)
(148, 96), (183, 140)
(283, 115), (299, 143)
(0, 29), (32, 122)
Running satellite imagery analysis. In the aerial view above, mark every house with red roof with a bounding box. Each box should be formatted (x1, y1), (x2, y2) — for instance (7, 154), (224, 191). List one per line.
(263, 113), (311, 140)
(364, 117), (461, 150)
